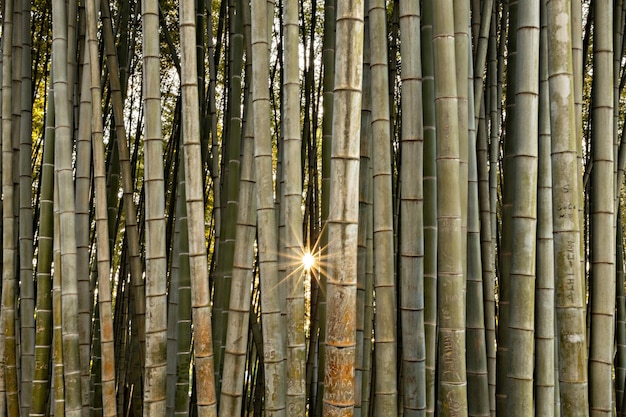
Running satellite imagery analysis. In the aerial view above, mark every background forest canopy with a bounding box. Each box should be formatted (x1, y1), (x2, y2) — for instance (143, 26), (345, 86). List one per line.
(2, 0), (626, 417)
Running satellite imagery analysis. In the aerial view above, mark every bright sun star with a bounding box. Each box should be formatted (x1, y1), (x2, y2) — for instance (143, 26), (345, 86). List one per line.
(302, 251), (315, 272)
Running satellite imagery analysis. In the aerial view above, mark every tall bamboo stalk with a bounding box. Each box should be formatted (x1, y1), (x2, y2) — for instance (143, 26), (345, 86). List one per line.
(84, 0), (118, 415)
(546, 1), (588, 415)
(179, 0), (218, 411)
(250, 0), (287, 414)
(281, 0), (305, 414)
(589, 2), (615, 416)
(30, 80), (55, 417)
(432, 1), (468, 415)
(505, 1), (540, 414)
(421, 2), (439, 415)
(399, 1), (426, 415)
(18, 0), (34, 412)
(466, 46), (489, 417)
(142, 0), (168, 409)
(52, 0), (83, 411)
(355, 18), (372, 417)
(323, 0), (364, 415)
(219, 91), (257, 417)
(368, 0), (398, 413)
(534, 2), (555, 414)
(1, 0), (19, 412)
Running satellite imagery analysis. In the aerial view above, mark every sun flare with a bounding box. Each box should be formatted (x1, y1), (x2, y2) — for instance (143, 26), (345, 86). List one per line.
(302, 251), (315, 272)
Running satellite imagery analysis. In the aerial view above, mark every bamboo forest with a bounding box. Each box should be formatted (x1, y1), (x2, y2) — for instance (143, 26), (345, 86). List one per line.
(4, 0), (626, 415)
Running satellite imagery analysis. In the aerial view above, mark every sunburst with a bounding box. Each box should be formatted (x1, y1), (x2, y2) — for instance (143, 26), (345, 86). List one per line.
(302, 250), (315, 272)
(273, 220), (334, 296)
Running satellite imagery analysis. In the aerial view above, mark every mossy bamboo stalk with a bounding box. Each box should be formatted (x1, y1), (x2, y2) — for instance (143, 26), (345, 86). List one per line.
(546, 1), (589, 414)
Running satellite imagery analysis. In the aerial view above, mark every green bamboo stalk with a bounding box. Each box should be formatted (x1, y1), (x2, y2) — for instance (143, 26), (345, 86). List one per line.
(315, 0), (335, 413)
(589, 2), (615, 416)
(1, 0), (19, 412)
(476, 100), (495, 417)
(619, 220), (626, 417)
(30, 80), (55, 417)
(613, 0), (625, 203)
(211, 0), (244, 386)
(100, 0), (146, 366)
(77, 6), (96, 407)
(218, 90), (257, 417)
(91, 308), (103, 417)
(420, 3), (438, 415)
(361, 156), (375, 417)
(355, 18), (372, 416)
(74, 23), (95, 417)
(75, 61), (93, 417)
(466, 46), (489, 417)
(368, 0), (398, 413)
(53, 183), (65, 417)
(399, 1), (426, 415)
(570, 0), (584, 289)
(454, 0), (470, 274)
(471, 0), (494, 123)
(618, 218), (626, 415)
(496, 2), (516, 412)
(484, 9), (499, 415)
(534, 3), (555, 414)
(18, 0), (34, 412)
(174, 176), (193, 417)
(166, 184), (182, 416)
(52, 0), (83, 410)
